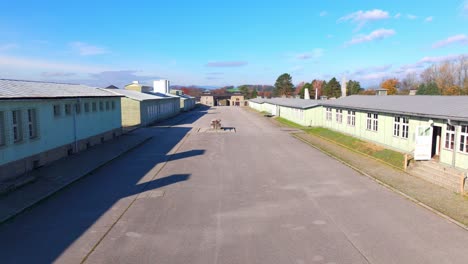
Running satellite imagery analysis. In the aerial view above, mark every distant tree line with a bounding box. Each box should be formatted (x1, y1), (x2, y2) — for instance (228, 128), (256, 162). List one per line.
(276, 74), (362, 99)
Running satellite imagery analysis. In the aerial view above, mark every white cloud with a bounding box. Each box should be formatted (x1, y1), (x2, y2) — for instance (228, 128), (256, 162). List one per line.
(320, 11), (328, 17)
(0, 55), (109, 73)
(338, 9), (390, 30)
(296, 48), (324, 60)
(0, 43), (18, 52)
(425, 16), (433, 22)
(407, 14), (418, 19)
(432, 34), (468, 48)
(394, 13), (401, 19)
(418, 54), (466, 64)
(346, 28), (396, 46)
(462, 0), (468, 14)
(69, 42), (109, 56)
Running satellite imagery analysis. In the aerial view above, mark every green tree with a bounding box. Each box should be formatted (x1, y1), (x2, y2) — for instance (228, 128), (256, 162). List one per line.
(323, 77), (341, 98)
(299, 82), (311, 99)
(347, 80), (362, 95)
(238, 85), (249, 98)
(274, 73), (295, 97)
(416, 82), (440, 95)
(251, 88), (258, 98)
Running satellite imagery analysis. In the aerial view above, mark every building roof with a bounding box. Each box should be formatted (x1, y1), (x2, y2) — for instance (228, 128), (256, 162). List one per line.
(144, 91), (181, 100)
(102, 89), (168, 101)
(0, 79), (121, 99)
(321, 95), (468, 122)
(249, 97), (320, 109)
(249, 98), (266, 104)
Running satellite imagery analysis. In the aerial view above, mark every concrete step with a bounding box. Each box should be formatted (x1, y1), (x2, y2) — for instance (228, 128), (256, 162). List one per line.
(410, 165), (461, 183)
(409, 166), (461, 192)
(413, 161), (463, 175)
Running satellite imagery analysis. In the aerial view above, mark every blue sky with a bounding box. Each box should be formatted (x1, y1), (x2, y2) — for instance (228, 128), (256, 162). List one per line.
(1, 0), (467, 88)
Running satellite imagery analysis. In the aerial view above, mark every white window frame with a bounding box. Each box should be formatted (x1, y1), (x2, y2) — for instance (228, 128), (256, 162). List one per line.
(367, 113), (378, 131)
(372, 113), (378, 131)
(393, 117), (401, 137)
(366, 113), (372, 130)
(27, 109), (38, 139)
(347, 110), (355, 127)
(459, 125), (468, 154)
(445, 124), (455, 150)
(12, 110), (23, 143)
(336, 109), (343, 124)
(401, 117), (409, 138)
(0, 111), (5, 146)
(326, 107), (332, 121)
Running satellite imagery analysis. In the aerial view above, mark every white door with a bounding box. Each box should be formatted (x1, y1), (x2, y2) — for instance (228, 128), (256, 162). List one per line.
(414, 126), (433, 160)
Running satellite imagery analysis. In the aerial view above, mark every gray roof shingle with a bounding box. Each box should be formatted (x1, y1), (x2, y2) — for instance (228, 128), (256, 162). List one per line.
(321, 95), (468, 122)
(0, 79), (120, 99)
(249, 98), (320, 109)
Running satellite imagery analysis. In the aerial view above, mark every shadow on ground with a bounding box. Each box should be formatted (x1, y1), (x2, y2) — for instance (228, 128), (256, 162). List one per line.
(0, 108), (208, 264)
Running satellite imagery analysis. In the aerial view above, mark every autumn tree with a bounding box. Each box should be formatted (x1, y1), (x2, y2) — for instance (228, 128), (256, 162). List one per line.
(312, 79), (323, 98)
(274, 73), (295, 97)
(323, 77), (341, 98)
(359, 89), (376, 95)
(380, 78), (399, 95)
(400, 72), (419, 93)
(295, 82), (305, 96)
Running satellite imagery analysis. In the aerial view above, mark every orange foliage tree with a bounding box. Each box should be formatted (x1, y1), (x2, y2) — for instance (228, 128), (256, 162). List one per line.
(380, 78), (400, 95)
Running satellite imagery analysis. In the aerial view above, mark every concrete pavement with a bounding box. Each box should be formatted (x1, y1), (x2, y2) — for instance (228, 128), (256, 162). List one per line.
(0, 106), (467, 264)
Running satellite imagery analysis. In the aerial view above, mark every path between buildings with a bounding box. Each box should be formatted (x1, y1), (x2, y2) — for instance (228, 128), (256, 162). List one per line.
(0, 106), (467, 264)
(266, 113), (468, 228)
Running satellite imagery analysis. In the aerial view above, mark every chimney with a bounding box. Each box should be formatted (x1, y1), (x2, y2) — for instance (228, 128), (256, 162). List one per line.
(153, 79), (170, 94)
(341, 76), (347, 97)
(304, 88), (310, 100)
(376, 89), (388, 96)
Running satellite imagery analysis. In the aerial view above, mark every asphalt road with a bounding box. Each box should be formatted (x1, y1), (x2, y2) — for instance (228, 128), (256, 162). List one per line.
(0, 106), (467, 264)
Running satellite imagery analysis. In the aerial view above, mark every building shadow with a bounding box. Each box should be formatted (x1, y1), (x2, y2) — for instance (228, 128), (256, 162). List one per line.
(0, 109), (208, 263)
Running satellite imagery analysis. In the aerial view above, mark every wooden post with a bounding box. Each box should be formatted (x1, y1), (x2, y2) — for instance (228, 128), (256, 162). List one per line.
(404, 154), (408, 171)
(461, 172), (466, 195)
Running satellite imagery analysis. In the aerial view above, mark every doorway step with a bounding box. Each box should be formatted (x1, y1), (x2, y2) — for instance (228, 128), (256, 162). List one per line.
(408, 160), (465, 193)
